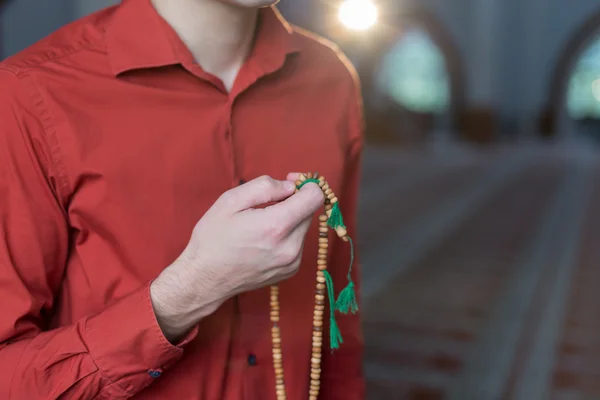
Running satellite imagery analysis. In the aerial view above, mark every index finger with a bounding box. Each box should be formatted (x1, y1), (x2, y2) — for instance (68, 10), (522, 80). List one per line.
(265, 181), (324, 230)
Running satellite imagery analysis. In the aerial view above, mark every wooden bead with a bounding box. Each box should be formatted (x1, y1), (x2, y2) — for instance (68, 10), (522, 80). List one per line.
(310, 396), (318, 400)
(310, 389), (319, 396)
(273, 337), (281, 343)
(318, 248), (327, 255)
(317, 271), (324, 277)
(311, 380), (320, 386)
(313, 331), (322, 337)
(322, 183), (329, 190)
(317, 259), (327, 265)
(318, 243), (328, 249)
(273, 353), (282, 360)
(319, 232), (328, 238)
(318, 214), (327, 222)
(311, 372), (320, 380)
(312, 347), (321, 353)
(313, 325), (323, 332)
(317, 254), (327, 260)
(318, 238), (328, 244)
(316, 276), (326, 283)
(315, 294), (324, 301)
(335, 226), (347, 238)
(318, 180), (325, 187)
(273, 348), (281, 354)
(313, 341), (322, 347)
(324, 188), (333, 196)
(270, 316), (280, 322)
(315, 299), (325, 306)
(316, 283), (325, 290)
(314, 310), (324, 316)
(275, 367), (283, 374)
(299, 174), (306, 181)
(330, 196), (338, 204)
(307, 172), (313, 178)
(313, 319), (323, 327)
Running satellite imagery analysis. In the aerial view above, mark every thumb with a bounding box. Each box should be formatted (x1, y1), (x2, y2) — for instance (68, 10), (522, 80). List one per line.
(216, 175), (296, 213)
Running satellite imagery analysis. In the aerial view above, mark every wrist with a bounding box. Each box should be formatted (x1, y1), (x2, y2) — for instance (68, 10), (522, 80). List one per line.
(150, 259), (226, 342)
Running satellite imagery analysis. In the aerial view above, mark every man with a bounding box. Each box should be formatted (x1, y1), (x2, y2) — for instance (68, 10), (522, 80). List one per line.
(0, 0), (365, 398)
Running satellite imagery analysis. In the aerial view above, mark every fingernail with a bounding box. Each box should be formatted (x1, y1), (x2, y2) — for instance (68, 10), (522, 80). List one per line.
(284, 181), (295, 191)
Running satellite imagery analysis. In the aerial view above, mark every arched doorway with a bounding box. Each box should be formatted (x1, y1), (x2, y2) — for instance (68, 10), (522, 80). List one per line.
(565, 35), (600, 142)
(544, 9), (600, 142)
(364, 10), (465, 147)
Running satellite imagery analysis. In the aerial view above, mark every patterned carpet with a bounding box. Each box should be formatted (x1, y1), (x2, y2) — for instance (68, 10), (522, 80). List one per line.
(358, 142), (600, 400)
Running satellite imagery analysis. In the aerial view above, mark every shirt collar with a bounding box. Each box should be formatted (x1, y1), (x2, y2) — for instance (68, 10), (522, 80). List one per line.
(106, 0), (300, 76)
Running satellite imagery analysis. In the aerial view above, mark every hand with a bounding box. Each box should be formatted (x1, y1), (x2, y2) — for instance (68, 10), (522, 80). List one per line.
(150, 174), (324, 342)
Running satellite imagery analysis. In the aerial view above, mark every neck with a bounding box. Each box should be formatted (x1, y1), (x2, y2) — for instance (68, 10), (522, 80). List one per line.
(151, 0), (259, 90)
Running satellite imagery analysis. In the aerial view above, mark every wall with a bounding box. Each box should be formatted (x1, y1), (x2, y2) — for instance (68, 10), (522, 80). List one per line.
(74, 0), (119, 19)
(1, 0), (73, 58)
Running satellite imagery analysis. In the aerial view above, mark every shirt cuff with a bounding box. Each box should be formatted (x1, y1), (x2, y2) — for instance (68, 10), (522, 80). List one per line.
(82, 283), (198, 396)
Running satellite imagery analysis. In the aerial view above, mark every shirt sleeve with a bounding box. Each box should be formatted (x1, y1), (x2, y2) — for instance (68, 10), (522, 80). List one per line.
(0, 68), (197, 400)
(319, 70), (366, 400)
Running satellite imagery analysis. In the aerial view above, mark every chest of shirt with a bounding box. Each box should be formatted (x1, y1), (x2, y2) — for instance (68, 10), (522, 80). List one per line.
(42, 72), (352, 281)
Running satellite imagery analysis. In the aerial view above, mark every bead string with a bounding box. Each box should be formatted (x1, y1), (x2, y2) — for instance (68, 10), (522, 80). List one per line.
(269, 172), (358, 400)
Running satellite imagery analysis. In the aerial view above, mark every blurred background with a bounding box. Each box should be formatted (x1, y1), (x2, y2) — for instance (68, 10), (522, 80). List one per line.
(2, 0), (600, 399)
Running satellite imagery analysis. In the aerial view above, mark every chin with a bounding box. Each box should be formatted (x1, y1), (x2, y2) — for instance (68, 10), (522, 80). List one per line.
(221, 0), (280, 7)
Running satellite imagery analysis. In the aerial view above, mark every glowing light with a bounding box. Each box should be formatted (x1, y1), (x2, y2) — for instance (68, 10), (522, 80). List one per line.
(338, 0), (378, 31)
(593, 79), (600, 101)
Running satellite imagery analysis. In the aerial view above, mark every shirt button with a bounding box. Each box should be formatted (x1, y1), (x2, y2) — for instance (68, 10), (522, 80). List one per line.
(148, 369), (162, 378)
(247, 353), (257, 366)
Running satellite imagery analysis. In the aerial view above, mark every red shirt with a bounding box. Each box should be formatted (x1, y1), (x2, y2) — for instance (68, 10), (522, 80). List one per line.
(0, 1), (364, 399)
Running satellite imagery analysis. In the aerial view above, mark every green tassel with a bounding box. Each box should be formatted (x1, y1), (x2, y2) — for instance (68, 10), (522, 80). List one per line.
(335, 236), (359, 314)
(324, 270), (343, 350)
(335, 281), (358, 314)
(327, 203), (345, 229)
